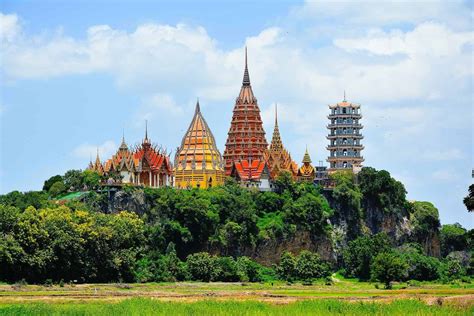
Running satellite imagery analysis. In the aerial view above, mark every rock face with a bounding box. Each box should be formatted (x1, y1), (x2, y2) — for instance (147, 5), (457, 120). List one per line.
(99, 187), (441, 263)
(105, 189), (149, 215)
(250, 232), (335, 266)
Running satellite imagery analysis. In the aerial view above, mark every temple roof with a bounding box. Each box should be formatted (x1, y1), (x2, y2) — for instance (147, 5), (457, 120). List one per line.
(232, 159), (268, 181)
(302, 147), (312, 164)
(175, 100), (224, 172)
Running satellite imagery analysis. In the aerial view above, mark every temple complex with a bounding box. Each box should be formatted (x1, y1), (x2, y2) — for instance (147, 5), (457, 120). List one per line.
(223, 48), (269, 181)
(174, 100), (225, 189)
(264, 104), (298, 179)
(296, 148), (315, 182)
(326, 93), (364, 172)
(93, 123), (173, 187)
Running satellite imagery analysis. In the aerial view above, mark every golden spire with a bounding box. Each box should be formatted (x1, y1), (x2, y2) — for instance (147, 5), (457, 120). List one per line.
(243, 46), (250, 86)
(302, 146), (312, 164)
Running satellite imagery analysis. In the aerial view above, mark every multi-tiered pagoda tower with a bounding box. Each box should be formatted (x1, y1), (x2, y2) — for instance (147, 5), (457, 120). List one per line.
(174, 100), (225, 189)
(223, 48), (268, 176)
(326, 94), (364, 172)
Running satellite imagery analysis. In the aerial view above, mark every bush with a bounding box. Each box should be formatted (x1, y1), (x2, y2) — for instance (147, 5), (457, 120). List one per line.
(186, 252), (218, 282)
(294, 250), (330, 283)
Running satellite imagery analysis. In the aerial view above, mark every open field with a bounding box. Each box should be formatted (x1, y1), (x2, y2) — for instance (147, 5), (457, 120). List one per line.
(0, 277), (473, 315)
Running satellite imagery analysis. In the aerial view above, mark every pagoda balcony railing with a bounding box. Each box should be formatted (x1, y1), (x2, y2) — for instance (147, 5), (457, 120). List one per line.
(327, 133), (364, 138)
(327, 144), (364, 150)
(327, 156), (365, 161)
(327, 123), (363, 129)
(327, 113), (361, 119)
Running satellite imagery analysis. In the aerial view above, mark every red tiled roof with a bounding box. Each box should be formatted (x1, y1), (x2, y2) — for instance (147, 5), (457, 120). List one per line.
(232, 159), (267, 181)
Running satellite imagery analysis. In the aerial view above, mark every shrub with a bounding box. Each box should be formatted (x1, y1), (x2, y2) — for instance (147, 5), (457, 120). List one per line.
(186, 252), (218, 282)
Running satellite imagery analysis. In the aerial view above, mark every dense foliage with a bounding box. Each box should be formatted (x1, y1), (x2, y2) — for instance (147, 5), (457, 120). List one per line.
(0, 167), (472, 285)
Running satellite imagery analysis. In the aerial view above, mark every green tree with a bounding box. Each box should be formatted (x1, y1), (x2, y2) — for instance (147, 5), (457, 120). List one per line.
(49, 181), (66, 197)
(371, 251), (408, 289)
(63, 170), (84, 191)
(343, 233), (391, 280)
(440, 223), (468, 257)
(399, 244), (441, 281)
(464, 184), (474, 212)
(410, 201), (440, 241)
(357, 167), (407, 213)
(276, 251), (296, 281)
(294, 250), (330, 283)
(186, 252), (217, 282)
(43, 175), (63, 192)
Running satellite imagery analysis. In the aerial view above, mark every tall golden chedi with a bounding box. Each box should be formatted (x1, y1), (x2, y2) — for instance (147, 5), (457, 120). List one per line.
(264, 104), (298, 179)
(174, 100), (225, 189)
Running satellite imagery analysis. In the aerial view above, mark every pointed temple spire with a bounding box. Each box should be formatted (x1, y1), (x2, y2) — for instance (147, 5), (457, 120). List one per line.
(195, 98), (201, 114)
(119, 129), (128, 151)
(174, 99), (225, 188)
(223, 46), (268, 176)
(343, 90), (346, 102)
(302, 146), (312, 164)
(145, 120), (148, 141)
(275, 103), (278, 126)
(242, 46), (250, 86)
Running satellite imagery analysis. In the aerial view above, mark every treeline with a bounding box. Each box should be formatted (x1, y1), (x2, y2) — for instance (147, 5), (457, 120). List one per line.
(0, 167), (472, 286)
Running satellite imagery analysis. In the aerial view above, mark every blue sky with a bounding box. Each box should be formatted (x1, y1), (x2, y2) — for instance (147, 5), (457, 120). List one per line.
(1, 0), (472, 228)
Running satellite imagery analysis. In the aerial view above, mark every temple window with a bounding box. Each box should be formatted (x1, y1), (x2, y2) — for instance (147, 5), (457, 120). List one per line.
(343, 108), (347, 114)
(343, 150), (348, 156)
(343, 161), (348, 168)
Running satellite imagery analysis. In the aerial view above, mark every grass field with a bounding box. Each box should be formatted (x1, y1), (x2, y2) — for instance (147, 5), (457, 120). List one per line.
(0, 276), (472, 315)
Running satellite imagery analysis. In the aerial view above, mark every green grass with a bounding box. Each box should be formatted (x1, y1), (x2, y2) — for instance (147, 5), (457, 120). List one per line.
(0, 298), (471, 316)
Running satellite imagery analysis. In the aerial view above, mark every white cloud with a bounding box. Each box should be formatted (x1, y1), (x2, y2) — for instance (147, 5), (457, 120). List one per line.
(334, 22), (473, 58)
(0, 13), (20, 41)
(72, 140), (117, 161)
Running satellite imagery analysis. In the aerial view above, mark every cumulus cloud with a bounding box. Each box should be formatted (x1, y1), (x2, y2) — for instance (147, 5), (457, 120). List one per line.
(72, 140), (117, 161)
(0, 13), (20, 41)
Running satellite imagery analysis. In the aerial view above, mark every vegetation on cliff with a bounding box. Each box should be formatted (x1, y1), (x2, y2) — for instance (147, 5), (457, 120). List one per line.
(0, 167), (472, 286)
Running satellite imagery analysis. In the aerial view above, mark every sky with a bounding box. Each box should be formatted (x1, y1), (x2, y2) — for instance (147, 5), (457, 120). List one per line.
(0, 0), (472, 228)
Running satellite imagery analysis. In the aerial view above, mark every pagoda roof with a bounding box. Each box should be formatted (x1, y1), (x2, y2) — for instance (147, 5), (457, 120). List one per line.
(232, 159), (268, 181)
(174, 100), (224, 172)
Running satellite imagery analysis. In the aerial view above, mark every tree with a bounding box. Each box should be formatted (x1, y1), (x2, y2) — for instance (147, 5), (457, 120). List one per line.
(440, 224), (468, 257)
(294, 250), (330, 283)
(49, 181), (66, 197)
(43, 175), (63, 192)
(82, 170), (101, 189)
(464, 184), (474, 212)
(399, 244), (441, 281)
(357, 167), (407, 213)
(371, 251), (408, 289)
(343, 233), (391, 280)
(276, 251), (296, 281)
(410, 201), (441, 241)
(63, 170), (84, 191)
(186, 252), (218, 282)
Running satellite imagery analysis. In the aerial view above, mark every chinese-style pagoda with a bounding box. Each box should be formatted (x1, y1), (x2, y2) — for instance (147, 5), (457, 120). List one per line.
(326, 93), (364, 172)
